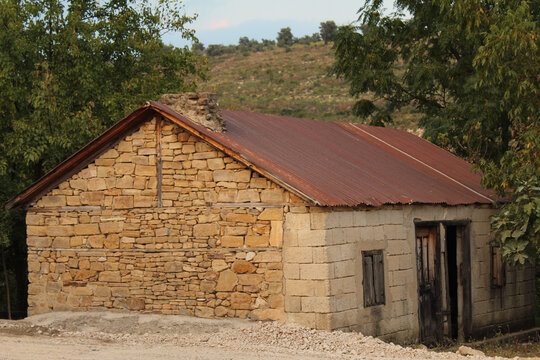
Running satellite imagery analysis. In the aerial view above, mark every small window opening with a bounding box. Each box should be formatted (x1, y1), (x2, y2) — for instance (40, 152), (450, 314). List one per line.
(362, 250), (385, 307)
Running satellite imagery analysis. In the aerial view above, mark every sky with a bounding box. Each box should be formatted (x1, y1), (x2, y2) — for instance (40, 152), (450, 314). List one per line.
(165, 0), (396, 47)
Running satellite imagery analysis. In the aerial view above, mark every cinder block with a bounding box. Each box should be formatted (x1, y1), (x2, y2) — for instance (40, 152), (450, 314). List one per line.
(334, 293), (357, 312)
(387, 239), (410, 255)
(284, 296), (301, 312)
(283, 229), (298, 247)
(472, 207), (496, 222)
(342, 227), (360, 244)
(334, 260), (356, 278)
(312, 247), (327, 263)
(385, 315), (410, 333)
(326, 245), (347, 263)
(283, 246), (313, 264)
(285, 213), (310, 230)
(353, 211), (367, 227)
(297, 229), (327, 247)
(325, 212), (340, 229)
(285, 279), (330, 297)
(389, 285), (407, 301)
(310, 212), (328, 230)
(300, 263), (332, 280)
(327, 228), (345, 245)
(390, 269), (413, 286)
(315, 313), (332, 330)
(301, 296), (332, 313)
(337, 211), (354, 228)
(342, 276), (356, 294)
(365, 211), (380, 226)
(412, 205), (447, 221)
(358, 239), (385, 251)
(283, 263), (300, 279)
(473, 221), (492, 236)
(285, 312), (317, 328)
(329, 278), (344, 296)
(330, 309), (358, 329)
(383, 224), (406, 240)
(379, 209), (403, 225)
(389, 299), (409, 317)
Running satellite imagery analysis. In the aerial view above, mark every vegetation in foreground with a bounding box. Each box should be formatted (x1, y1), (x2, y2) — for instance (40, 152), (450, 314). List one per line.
(0, 0), (207, 319)
(333, 0), (539, 266)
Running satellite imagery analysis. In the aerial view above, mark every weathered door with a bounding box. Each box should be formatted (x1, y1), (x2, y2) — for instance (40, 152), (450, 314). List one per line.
(416, 226), (442, 343)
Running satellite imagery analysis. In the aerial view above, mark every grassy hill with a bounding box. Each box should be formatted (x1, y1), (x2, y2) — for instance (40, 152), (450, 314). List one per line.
(198, 43), (420, 131)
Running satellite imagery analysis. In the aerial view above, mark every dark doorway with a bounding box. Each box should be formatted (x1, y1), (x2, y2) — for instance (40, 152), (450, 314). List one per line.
(445, 225), (459, 340)
(416, 222), (471, 344)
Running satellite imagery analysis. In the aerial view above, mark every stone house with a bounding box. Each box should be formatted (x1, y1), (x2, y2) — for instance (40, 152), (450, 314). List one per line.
(5, 93), (535, 343)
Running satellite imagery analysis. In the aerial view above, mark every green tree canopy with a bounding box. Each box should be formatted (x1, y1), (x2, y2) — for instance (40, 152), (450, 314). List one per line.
(0, 0), (207, 316)
(277, 27), (294, 48)
(333, 0), (539, 264)
(319, 20), (337, 44)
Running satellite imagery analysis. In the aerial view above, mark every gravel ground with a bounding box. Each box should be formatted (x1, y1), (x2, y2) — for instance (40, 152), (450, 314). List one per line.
(0, 311), (516, 360)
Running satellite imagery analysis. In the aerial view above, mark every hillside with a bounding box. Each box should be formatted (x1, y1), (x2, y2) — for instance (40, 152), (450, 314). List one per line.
(198, 43), (419, 131)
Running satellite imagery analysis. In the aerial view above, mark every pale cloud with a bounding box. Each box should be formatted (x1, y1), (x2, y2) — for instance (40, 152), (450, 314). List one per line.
(206, 19), (231, 30)
(168, 0), (396, 46)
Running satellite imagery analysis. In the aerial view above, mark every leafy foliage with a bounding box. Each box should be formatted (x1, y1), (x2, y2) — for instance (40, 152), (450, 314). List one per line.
(333, 0), (539, 264)
(483, 128), (540, 265)
(319, 20), (338, 44)
(0, 0), (206, 316)
(277, 27), (294, 48)
(203, 38), (276, 57)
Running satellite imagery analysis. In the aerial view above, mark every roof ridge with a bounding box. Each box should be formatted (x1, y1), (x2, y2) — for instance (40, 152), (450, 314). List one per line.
(346, 125), (493, 203)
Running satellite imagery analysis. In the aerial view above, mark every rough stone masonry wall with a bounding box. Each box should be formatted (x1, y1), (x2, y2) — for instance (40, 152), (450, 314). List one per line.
(282, 205), (535, 343)
(26, 117), (308, 320)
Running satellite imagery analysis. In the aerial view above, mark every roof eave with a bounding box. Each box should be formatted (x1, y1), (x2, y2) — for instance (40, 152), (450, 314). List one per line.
(4, 105), (154, 210)
(4, 102), (319, 210)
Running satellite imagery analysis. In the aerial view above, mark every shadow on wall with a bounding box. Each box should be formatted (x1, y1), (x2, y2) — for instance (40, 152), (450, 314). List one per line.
(0, 210), (28, 320)
(534, 265), (540, 327)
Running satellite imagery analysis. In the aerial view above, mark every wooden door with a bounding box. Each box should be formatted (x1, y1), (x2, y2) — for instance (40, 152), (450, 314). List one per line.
(416, 226), (442, 343)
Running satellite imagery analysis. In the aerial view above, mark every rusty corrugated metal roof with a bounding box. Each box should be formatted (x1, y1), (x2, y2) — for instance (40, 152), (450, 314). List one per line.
(151, 101), (494, 206)
(5, 101), (495, 209)
(196, 109), (494, 206)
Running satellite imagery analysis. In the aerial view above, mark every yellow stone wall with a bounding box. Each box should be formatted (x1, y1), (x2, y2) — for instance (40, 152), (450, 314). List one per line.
(26, 117), (308, 319)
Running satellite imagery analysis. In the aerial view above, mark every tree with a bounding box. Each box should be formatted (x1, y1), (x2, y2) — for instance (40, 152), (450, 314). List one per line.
(319, 20), (337, 44)
(333, 0), (539, 264)
(277, 27), (294, 48)
(0, 0), (207, 317)
(261, 39), (276, 48)
(297, 33), (321, 45)
(192, 42), (205, 54)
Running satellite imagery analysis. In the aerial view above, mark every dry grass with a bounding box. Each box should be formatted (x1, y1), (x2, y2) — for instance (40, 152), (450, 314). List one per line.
(477, 339), (540, 358)
(432, 333), (540, 359)
(198, 43), (420, 131)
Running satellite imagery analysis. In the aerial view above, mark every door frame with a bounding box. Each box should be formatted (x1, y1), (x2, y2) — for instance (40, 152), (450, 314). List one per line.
(414, 220), (471, 342)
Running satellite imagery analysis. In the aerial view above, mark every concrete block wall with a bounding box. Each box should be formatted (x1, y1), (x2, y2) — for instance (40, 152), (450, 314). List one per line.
(282, 204), (535, 343)
(325, 208), (418, 342)
(282, 208), (333, 329)
(467, 208), (535, 335)
(282, 207), (417, 340)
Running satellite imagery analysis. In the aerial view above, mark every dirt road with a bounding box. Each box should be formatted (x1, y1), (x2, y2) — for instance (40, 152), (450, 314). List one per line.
(0, 311), (504, 360)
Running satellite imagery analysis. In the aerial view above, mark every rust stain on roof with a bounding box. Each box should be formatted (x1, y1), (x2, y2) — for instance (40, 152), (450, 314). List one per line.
(5, 101), (495, 209)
